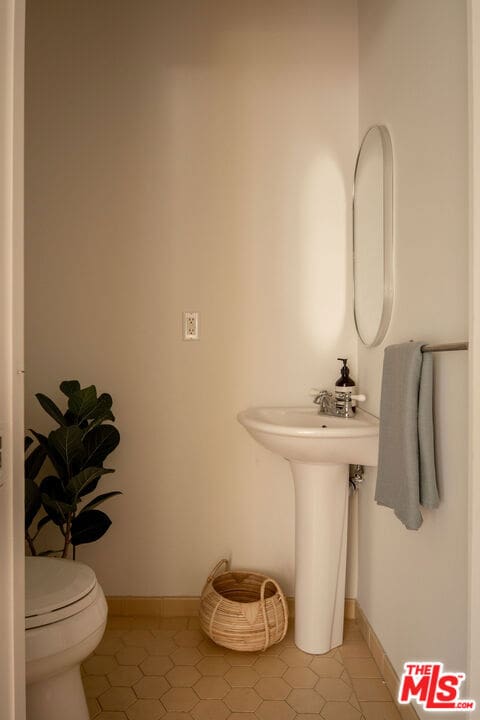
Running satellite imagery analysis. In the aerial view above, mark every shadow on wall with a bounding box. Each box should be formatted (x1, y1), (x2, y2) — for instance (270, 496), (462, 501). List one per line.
(300, 151), (352, 358)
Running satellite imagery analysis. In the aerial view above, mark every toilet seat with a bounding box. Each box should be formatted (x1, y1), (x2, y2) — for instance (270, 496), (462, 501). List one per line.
(26, 557), (98, 629)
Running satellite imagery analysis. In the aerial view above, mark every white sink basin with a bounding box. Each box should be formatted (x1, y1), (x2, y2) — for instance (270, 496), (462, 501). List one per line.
(237, 406), (379, 466)
(237, 403), (379, 655)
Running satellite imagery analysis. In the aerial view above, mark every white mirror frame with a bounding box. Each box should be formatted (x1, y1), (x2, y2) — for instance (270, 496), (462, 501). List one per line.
(353, 124), (394, 347)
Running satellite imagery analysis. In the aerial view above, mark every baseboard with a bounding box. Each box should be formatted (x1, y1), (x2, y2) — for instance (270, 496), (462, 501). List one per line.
(355, 601), (420, 720)
(344, 596), (356, 619)
(106, 595), (356, 621)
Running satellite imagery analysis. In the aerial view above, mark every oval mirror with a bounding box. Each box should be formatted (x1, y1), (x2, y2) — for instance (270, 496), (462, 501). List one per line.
(353, 125), (394, 347)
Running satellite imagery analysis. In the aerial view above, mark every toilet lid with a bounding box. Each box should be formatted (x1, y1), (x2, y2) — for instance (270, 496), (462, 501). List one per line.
(25, 557), (97, 625)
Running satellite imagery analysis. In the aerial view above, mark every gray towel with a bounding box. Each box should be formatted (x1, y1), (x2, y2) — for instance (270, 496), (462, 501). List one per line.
(375, 342), (439, 530)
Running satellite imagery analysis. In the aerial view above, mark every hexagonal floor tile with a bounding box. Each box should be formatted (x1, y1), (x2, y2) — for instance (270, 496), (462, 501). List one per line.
(99, 686), (137, 712)
(254, 656), (287, 677)
(158, 617), (188, 631)
(339, 642), (372, 659)
(82, 674), (110, 698)
(197, 657), (230, 676)
(283, 666), (317, 689)
(287, 688), (325, 714)
(116, 647), (148, 666)
(224, 667), (259, 687)
(162, 687), (199, 712)
(255, 677), (290, 701)
(174, 629), (203, 647)
(309, 656), (343, 678)
(351, 678), (392, 701)
(198, 640), (226, 657)
(343, 657), (382, 678)
(194, 676), (230, 699)
(140, 656), (173, 677)
(95, 636), (125, 656)
(170, 647), (202, 666)
(84, 655), (119, 676)
(279, 648), (311, 667)
(128, 617), (160, 630)
(360, 701), (403, 719)
(224, 651), (258, 667)
(126, 698), (166, 720)
(144, 637), (177, 656)
(350, 691), (361, 710)
(191, 699), (229, 720)
(86, 696), (100, 718)
(133, 676), (169, 699)
(315, 677), (352, 700)
(341, 669), (353, 687)
(256, 700), (295, 720)
(151, 628), (178, 640)
(224, 688), (261, 712)
(108, 666), (143, 687)
(321, 700), (362, 720)
(123, 630), (155, 647)
(166, 665), (201, 687)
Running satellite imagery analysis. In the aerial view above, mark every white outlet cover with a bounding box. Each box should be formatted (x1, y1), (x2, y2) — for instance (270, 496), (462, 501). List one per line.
(183, 311), (199, 340)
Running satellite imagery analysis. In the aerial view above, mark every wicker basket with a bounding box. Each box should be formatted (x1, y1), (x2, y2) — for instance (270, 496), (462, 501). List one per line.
(199, 559), (288, 652)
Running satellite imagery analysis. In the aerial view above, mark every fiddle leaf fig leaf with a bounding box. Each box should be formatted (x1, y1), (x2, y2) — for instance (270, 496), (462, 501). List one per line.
(68, 386), (98, 424)
(48, 425), (85, 476)
(41, 494), (74, 526)
(36, 515), (52, 534)
(40, 474), (67, 498)
(71, 510), (111, 546)
(80, 491), (122, 513)
(82, 412), (115, 438)
(25, 478), (41, 530)
(25, 443), (47, 481)
(35, 393), (67, 426)
(93, 393), (113, 418)
(83, 425), (120, 467)
(66, 467), (114, 499)
(30, 429), (64, 476)
(59, 380), (81, 398)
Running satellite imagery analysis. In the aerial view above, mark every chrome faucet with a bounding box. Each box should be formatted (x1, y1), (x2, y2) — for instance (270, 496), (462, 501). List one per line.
(311, 389), (366, 418)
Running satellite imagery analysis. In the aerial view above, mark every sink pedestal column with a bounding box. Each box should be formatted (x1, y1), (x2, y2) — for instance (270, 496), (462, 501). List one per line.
(291, 462), (349, 654)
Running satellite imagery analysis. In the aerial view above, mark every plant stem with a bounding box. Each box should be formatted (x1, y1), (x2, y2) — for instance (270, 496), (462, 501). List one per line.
(25, 532), (37, 556)
(62, 514), (72, 559)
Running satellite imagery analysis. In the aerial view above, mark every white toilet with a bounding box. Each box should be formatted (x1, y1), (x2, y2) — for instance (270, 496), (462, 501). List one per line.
(25, 556), (107, 720)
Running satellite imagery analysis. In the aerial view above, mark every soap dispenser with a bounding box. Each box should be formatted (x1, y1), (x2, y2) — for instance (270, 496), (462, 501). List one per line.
(335, 358), (357, 412)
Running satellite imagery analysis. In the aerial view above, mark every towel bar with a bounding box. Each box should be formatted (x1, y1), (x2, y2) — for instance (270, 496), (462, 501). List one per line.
(420, 342), (468, 353)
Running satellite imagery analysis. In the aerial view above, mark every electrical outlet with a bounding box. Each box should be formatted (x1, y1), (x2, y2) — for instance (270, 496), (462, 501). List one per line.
(183, 311), (199, 340)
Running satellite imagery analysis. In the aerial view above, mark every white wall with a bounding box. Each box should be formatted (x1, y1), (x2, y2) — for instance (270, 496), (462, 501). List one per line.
(357, 0), (469, 708)
(0, 0), (25, 717)
(24, 0), (358, 596)
(468, 0), (480, 704)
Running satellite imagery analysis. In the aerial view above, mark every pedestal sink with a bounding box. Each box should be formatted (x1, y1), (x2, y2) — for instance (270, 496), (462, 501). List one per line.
(237, 406), (379, 655)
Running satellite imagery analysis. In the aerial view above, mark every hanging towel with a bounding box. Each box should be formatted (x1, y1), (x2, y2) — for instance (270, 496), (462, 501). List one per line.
(374, 341), (439, 530)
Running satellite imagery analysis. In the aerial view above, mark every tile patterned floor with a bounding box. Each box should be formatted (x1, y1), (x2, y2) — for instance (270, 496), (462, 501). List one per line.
(82, 616), (402, 720)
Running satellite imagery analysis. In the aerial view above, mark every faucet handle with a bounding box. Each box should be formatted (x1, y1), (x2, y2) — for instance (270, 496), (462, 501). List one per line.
(351, 394), (366, 402)
(310, 388), (329, 406)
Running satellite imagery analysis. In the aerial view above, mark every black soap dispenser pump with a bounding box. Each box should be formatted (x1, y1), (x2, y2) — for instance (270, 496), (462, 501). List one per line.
(335, 358), (357, 411)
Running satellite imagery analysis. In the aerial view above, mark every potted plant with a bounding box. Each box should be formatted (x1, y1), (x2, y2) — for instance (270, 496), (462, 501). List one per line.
(25, 380), (121, 559)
